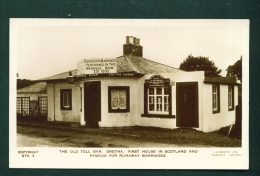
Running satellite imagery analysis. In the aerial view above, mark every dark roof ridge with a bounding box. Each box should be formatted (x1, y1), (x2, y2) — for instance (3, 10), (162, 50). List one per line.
(123, 55), (140, 73)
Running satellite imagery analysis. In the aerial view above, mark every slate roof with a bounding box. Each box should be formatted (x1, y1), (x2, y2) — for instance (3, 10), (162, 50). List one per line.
(117, 55), (181, 74)
(17, 82), (47, 93)
(40, 55), (182, 81)
(204, 77), (239, 84)
(40, 69), (78, 81)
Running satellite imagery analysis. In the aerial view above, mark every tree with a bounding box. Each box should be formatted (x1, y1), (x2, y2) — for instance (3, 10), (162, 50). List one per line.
(226, 56), (242, 83)
(17, 79), (33, 89)
(179, 55), (222, 77)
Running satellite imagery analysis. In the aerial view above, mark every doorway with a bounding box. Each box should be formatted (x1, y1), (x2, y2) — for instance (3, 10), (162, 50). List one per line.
(84, 81), (101, 127)
(176, 82), (198, 128)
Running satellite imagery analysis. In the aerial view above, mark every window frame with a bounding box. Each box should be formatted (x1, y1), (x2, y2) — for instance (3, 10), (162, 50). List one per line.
(60, 89), (72, 110)
(212, 84), (220, 114)
(228, 85), (234, 111)
(142, 84), (174, 118)
(108, 86), (130, 113)
(147, 87), (170, 115)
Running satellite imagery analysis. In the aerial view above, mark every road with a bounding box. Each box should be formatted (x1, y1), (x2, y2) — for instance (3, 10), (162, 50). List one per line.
(17, 125), (181, 148)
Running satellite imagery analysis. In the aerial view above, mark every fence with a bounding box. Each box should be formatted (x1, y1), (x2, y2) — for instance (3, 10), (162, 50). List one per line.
(17, 96), (48, 120)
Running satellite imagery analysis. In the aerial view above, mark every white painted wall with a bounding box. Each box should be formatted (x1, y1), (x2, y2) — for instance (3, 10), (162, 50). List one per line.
(47, 84), (54, 121)
(44, 72), (239, 132)
(56, 76), (144, 127)
(99, 77), (143, 127)
(202, 84), (238, 132)
(47, 83), (81, 122)
(46, 77), (143, 126)
(78, 72), (205, 129)
(139, 71), (205, 130)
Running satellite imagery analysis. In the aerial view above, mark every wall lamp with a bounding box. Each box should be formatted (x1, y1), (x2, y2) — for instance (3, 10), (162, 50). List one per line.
(66, 70), (81, 87)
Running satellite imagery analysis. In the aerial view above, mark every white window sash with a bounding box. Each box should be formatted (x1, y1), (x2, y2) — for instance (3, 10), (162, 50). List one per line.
(213, 85), (218, 111)
(148, 87), (169, 114)
(63, 92), (70, 108)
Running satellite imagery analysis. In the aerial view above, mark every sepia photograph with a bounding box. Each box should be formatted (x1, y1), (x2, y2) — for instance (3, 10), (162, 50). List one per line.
(10, 19), (249, 169)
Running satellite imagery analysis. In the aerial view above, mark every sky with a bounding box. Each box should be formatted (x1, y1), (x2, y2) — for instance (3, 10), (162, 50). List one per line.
(11, 19), (249, 80)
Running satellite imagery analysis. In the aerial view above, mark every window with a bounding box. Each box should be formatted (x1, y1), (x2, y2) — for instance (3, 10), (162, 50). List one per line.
(142, 85), (174, 118)
(60, 89), (72, 110)
(108, 86), (129, 112)
(141, 75), (174, 118)
(228, 85), (234, 111)
(212, 85), (218, 110)
(212, 84), (220, 113)
(148, 87), (169, 114)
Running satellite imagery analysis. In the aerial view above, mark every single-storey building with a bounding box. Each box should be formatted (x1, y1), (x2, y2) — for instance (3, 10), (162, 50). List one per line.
(17, 82), (48, 118)
(19, 36), (240, 132)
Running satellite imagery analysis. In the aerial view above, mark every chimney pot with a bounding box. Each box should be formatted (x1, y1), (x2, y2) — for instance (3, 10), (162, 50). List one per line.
(137, 38), (140, 45)
(133, 37), (137, 44)
(126, 36), (129, 44)
(129, 36), (133, 44)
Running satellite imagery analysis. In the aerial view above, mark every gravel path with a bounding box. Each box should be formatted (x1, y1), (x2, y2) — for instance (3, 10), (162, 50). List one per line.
(17, 121), (241, 147)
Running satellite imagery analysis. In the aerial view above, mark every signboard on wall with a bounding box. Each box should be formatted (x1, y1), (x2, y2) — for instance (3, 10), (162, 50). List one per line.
(145, 75), (170, 87)
(77, 58), (117, 75)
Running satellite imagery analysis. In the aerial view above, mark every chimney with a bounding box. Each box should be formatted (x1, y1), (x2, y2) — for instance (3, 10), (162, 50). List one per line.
(123, 36), (143, 57)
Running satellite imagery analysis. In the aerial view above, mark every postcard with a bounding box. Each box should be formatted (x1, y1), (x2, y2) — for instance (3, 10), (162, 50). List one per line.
(10, 19), (249, 169)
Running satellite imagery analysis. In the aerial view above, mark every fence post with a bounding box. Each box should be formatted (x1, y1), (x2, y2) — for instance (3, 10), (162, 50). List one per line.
(235, 105), (242, 140)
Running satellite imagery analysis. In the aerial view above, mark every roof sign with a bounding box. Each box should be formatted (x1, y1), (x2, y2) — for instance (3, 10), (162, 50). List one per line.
(77, 58), (117, 75)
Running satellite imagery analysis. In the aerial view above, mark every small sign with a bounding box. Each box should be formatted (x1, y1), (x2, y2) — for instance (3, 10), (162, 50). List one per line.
(145, 75), (170, 87)
(75, 73), (144, 78)
(77, 58), (117, 75)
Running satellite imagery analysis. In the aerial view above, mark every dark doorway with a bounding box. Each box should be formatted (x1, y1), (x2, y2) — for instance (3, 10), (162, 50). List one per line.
(176, 82), (198, 128)
(84, 81), (101, 127)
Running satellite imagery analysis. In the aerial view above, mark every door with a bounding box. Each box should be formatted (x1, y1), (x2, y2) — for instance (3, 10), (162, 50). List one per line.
(84, 81), (101, 127)
(176, 82), (198, 128)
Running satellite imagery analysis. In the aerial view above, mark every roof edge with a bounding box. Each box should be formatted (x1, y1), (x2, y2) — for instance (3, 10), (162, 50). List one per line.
(204, 77), (240, 85)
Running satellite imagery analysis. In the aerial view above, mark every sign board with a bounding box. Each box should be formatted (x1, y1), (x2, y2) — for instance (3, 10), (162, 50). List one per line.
(77, 58), (117, 75)
(145, 75), (170, 87)
(75, 73), (144, 78)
